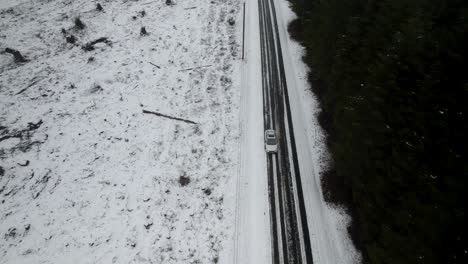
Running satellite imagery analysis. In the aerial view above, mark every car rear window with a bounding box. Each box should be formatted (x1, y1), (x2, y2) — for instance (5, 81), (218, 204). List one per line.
(266, 137), (276, 145)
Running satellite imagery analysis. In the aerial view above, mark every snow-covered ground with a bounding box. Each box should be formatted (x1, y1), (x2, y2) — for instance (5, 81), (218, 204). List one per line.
(0, 0), (242, 263)
(273, 0), (361, 263)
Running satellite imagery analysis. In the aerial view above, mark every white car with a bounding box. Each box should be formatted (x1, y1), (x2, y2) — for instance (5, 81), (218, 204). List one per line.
(265, 129), (278, 153)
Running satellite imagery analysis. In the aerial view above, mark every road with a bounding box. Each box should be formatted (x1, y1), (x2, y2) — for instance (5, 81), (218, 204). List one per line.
(258, 0), (313, 263)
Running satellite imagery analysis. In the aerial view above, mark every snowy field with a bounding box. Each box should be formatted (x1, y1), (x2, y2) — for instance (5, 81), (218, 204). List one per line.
(0, 0), (242, 263)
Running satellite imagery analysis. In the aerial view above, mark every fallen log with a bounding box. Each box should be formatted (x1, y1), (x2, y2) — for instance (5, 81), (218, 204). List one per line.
(0, 120), (42, 142)
(18, 160), (30, 167)
(82, 37), (111, 51)
(149, 62), (160, 68)
(27, 120), (43, 130)
(179, 64), (212, 72)
(0, 133), (21, 143)
(16, 78), (42, 95)
(142, 109), (197, 125)
(5, 48), (28, 63)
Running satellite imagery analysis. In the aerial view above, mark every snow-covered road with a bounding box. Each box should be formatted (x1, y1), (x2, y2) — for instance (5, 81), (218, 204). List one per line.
(236, 0), (361, 263)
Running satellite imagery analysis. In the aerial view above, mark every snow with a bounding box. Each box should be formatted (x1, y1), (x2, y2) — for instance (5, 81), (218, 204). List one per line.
(273, 0), (362, 263)
(0, 0), (242, 263)
(1, 0), (362, 262)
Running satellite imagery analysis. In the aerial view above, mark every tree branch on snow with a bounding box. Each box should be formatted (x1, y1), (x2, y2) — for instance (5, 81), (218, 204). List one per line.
(148, 62), (160, 68)
(178, 65), (212, 72)
(32, 169), (52, 199)
(0, 120), (43, 143)
(82, 37), (112, 51)
(17, 160), (30, 167)
(142, 109), (198, 125)
(16, 77), (43, 95)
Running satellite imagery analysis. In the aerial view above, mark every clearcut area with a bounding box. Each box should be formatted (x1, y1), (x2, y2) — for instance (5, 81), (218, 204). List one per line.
(0, 0), (242, 263)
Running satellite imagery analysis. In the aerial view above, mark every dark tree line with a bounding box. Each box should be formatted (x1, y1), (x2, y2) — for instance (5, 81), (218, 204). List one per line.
(287, 0), (468, 263)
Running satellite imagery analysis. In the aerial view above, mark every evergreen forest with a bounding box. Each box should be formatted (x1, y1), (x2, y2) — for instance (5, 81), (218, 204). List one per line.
(287, 0), (468, 263)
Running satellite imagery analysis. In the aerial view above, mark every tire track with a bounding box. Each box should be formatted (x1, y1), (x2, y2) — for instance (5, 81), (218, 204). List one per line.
(259, 0), (314, 263)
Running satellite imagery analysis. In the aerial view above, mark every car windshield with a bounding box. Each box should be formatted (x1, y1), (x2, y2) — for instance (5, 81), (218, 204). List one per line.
(266, 132), (276, 145)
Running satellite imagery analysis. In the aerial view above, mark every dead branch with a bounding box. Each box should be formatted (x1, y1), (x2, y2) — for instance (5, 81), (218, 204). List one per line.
(142, 109), (198, 125)
(27, 120), (43, 130)
(0, 120), (42, 142)
(0, 133), (21, 143)
(5, 48), (28, 63)
(18, 160), (30, 166)
(184, 7), (197, 10)
(148, 62), (160, 68)
(178, 64), (212, 72)
(82, 37), (111, 51)
(16, 77), (43, 95)
(32, 169), (51, 199)
(210, 44), (220, 52)
(141, 1), (157, 6)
